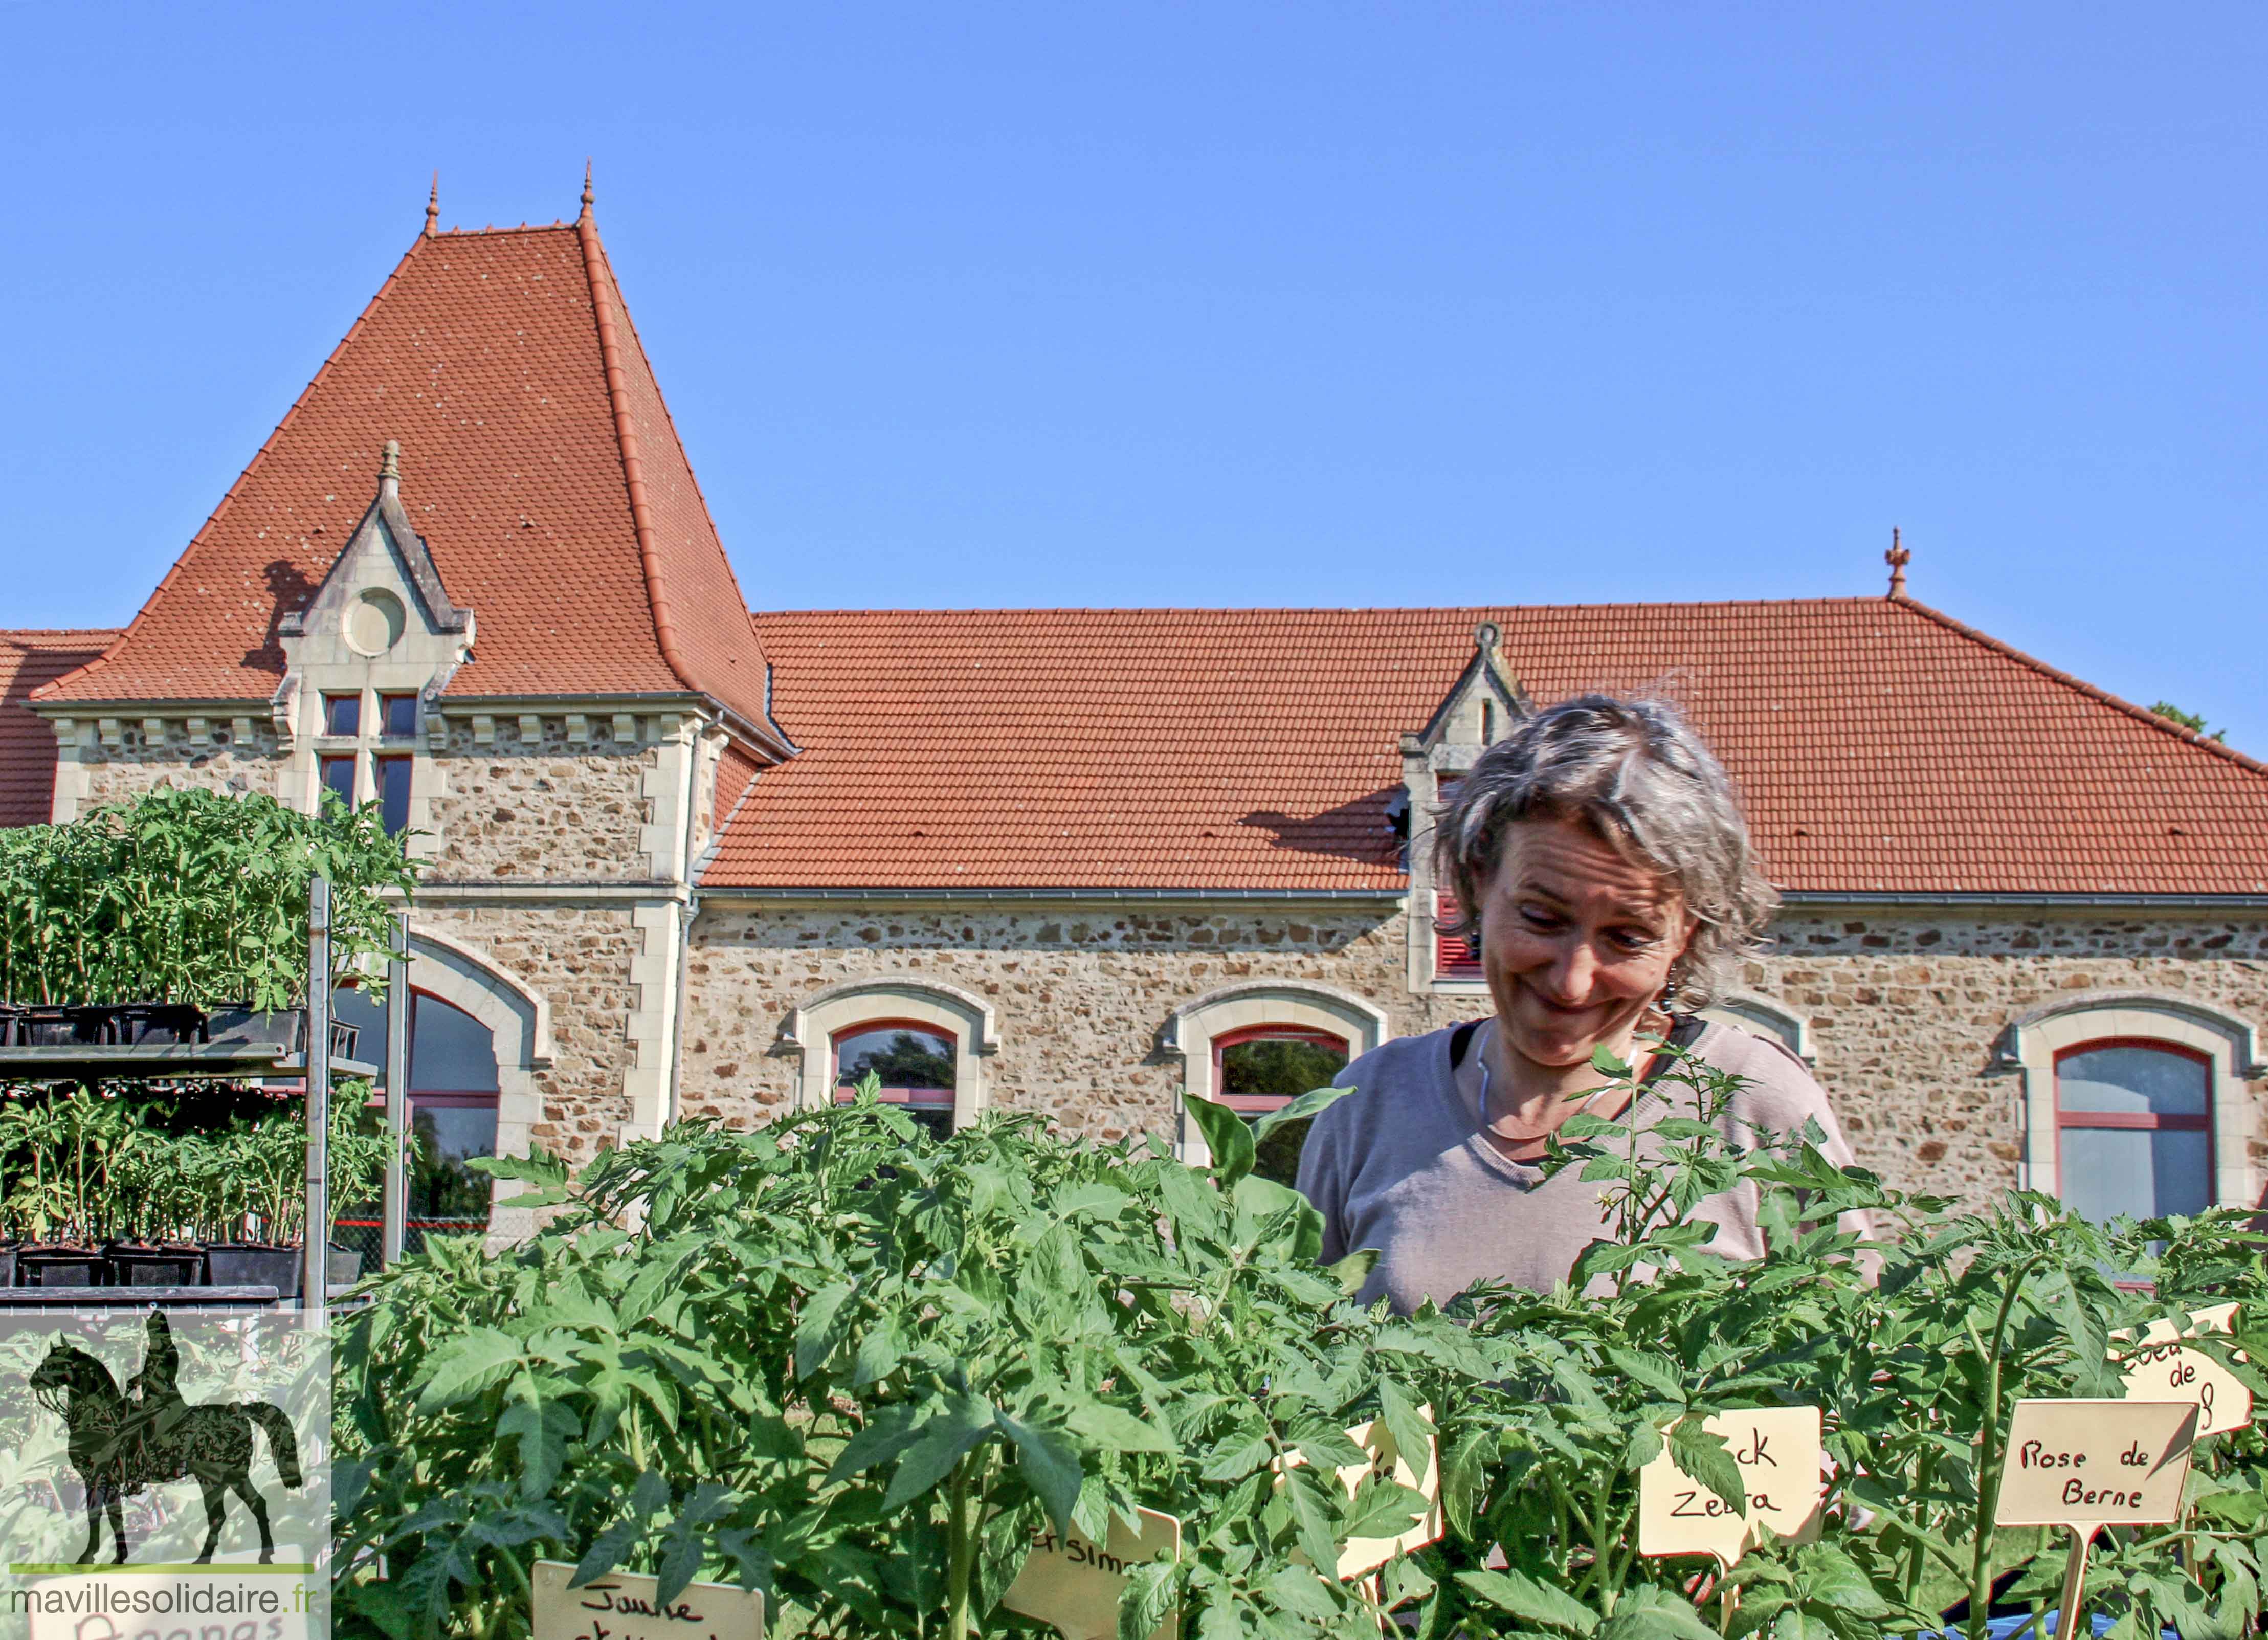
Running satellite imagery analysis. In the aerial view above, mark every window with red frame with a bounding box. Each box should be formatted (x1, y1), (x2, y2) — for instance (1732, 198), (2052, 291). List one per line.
(329, 986), (501, 1261)
(319, 755), (357, 811)
(1434, 889), (1483, 981)
(1432, 776), (1482, 981)
(1214, 1025), (1349, 1186)
(834, 1020), (957, 1141)
(2056, 1039), (2213, 1224)
(375, 755), (412, 836)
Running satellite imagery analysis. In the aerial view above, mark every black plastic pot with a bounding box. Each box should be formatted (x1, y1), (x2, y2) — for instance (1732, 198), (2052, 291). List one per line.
(106, 1242), (205, 1286)
(200, 1006), (361, 1064)
(327, 1247), (362, 1286)
(204, 1006), (304, 1053)
(0, 1244), (20, 1287)
(106, 1004), (207, 1047)
(13, 1006), (110, 1047)
(205, 1242), (302, 1296)
(18, 1245), (106, 1286)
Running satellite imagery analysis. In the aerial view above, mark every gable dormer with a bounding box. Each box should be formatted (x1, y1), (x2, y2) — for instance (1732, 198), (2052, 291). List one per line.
(1398, 618), (1527, 804)
(277, 439), (471, 679)
(272, 441), (474, 840)
(1398, 620), (1528, 990)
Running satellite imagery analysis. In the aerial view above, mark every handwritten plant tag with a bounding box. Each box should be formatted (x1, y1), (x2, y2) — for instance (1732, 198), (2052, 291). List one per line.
(533, 1561), (764, 1640)
(1637, 1406), (1824, 1566)
(1993, 1399), (2199, 1528)
(1000, 1506), (1182, 1640)
(2115, 1302), (2253, 1438)
(1271, 1406), (1445, 1579)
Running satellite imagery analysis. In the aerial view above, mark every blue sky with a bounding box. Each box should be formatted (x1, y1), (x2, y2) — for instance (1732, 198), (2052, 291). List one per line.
(5, 4), (2264, 750)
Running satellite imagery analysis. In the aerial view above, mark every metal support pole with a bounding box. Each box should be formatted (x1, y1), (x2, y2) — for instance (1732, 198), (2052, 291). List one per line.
(382, 913), (409, 1267)
(303, 878), (331, 1311)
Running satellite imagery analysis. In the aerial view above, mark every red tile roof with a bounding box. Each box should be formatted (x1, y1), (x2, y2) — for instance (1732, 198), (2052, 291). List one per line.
(36, 207), (772, 727)
(0, 632), (116, 826)
(705, 599), (2268, 896)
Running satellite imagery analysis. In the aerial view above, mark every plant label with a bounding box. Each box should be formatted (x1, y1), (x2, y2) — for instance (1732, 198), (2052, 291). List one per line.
(1992, 1400), (2199, 1529)
(532, 1562), (764, 1640)
(1000, 1506), (1182, 1640)
(1637, 1406), (1824, 1566)
(1272, 1407), (1445, 1579)
(2115, 1303), (2252, 1438)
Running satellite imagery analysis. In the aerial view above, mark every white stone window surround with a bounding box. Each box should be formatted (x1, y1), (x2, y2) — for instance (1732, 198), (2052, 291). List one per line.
(1996, 990), (2265, 1208)
(364, 926), (554, 1247)
(309, 685), (421, 809)
(782, 977), (999, 1133)
(1699, 992), (1814, 1064)
(1162, 980), (1391, 1164)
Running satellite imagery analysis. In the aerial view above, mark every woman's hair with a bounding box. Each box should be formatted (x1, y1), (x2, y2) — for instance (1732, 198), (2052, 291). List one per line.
(1433, 694), (1775, 1008)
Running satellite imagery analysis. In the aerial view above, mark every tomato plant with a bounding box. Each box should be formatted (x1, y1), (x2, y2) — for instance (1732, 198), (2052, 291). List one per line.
(336, 1048), (2268, 1640)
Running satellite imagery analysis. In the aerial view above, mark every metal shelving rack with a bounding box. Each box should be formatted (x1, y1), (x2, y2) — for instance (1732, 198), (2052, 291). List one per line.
(0, 879), (407, 1310)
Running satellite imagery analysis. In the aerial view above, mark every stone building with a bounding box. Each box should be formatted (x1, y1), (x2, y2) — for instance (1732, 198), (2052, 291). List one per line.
(6, 188), (2267, 1240)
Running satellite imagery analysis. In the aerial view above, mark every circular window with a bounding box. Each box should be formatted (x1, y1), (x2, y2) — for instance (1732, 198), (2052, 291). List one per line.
(347, 589), (407, 656)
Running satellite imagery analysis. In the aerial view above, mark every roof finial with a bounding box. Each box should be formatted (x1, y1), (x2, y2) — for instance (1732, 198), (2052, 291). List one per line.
(425, 173), (439, 237)
(580, 159), (594, 221)
(1885, 527), (1910, 597)
(380, 438), (402, 499)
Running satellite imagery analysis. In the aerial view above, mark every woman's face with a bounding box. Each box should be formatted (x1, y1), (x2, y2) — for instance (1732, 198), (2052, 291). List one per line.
(1474, 815), (1697, 1069)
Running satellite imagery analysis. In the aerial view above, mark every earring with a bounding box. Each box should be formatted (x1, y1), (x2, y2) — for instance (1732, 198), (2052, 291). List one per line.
(1659, 965), (1683, 1014)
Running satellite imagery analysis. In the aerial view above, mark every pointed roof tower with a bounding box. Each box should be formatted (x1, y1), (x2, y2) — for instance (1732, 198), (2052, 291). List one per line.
(38, 180), (787, 753)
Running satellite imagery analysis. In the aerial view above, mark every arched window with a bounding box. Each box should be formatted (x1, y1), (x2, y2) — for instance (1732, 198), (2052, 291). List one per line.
(331, 985), (501, 1254)
(2055, 1039), (2213, 1223)
(1213, 1025), (1350, 1186)
(1166, 980), (1389, 1180)
(1700, 993), (1813, 1064)
(1999, 991), (2261, 1213)
(834, 1018), (958, 1141)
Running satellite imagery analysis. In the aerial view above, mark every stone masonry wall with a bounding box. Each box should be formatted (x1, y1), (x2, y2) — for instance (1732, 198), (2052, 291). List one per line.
(75, 725), (286, 808)
(681, 904), (1439, 1143)
(414, 900), (644, 1167)
(426, 723), (654, 881)
(680, 901), (2268, 1214)
(1738, 908), (2268, 1206)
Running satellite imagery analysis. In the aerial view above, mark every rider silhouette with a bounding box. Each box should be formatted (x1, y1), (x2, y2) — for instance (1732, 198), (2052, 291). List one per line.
(120, 1312), (187, 1465)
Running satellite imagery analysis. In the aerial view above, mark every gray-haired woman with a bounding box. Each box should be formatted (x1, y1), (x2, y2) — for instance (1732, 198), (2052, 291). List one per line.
(1295, 695), (1859, 1313)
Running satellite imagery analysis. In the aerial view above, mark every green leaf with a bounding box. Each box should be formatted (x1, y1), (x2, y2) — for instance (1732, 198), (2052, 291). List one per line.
(1252, 1084), (1353, 1142)
(882, 1393), (998, 1510)
(1199, 1431), (1273, 1483)
(1280, 1465), (1342, 1581)
(1183, 1094), (1256, 1187)
(1596, 1585), (1718, 1640)
(1119, 1558), (1180, 1640)
(1791, 1543), (1889, 1617)
(1375, 1378), (1434, 1481)
(793, 1281), (856, 1381)
(571, 1514), (646, 1588)
(1666, 1417), (1746, 1513)
(997, 1408), (1085, 1539)
(826, 1400), (923, 1485)
(1607, 1347), (1686, 1402)
(1266, 1561), (1341, 1621)
(1455, 1568), (1601, 1635)
(414, 1325), (523, 1413)
(1339, 1478), (1428, 1542)
(1326, 1248), (1379, 1295)
(495, 1376), (579, 1498)
(1067, 1400), (1179, 1455)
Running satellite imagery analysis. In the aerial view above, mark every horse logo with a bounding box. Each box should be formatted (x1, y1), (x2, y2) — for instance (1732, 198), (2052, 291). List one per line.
(28, 1311), (303, 1564)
